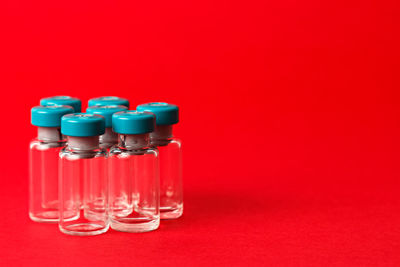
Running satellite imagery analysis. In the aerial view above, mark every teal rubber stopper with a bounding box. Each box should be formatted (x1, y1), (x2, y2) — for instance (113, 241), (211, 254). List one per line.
(31, 105), (74, 127)
(61, 113), (105, 137)
(136, 102), (179, 125)
(112, 111), (155, 135)
(88, 96), (130, 108)
(40, 96), (82, 112)
(86, 105), (128, 128)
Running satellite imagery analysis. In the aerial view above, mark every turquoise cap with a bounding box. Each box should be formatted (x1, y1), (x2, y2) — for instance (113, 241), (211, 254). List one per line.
(61, 113), (105, 137)
(112, 111), (155, 135)
(31, 105), (74, 127)
(40, 96), (82, 112)
(136, 102), (179, 125)
(88, 96), (130, 108)
(86, 105), (128, 128)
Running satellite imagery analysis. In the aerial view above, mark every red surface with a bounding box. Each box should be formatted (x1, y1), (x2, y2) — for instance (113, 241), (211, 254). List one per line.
(1, 0), (399, 265)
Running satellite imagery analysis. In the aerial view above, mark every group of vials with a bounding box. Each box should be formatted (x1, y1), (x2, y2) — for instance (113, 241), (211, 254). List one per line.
(29, 96), (182, 236)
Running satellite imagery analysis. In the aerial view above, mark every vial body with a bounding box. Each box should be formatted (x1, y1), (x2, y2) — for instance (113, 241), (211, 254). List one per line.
(59, 144), (109, 236)
(109, 138), (160, 232)
(155, 138), (183, 219)
(29, 139), (65, 222)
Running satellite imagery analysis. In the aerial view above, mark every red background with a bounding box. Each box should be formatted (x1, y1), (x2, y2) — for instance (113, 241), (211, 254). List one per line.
(1, 0), (399, 265)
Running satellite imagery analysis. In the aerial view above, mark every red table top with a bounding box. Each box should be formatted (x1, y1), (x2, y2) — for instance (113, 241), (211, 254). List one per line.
(0, 0), (399, 265)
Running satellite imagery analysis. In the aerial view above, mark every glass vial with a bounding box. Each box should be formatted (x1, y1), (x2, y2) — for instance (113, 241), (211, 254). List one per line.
(59, 113), (109, 236)
(137, 103), (183, 219)
(86, 105), (128, 150)
(40, 96), (82, 112)
(88, 96), (130, 109)
(109, 111), (160, 232)
(29, 105), (74, 222)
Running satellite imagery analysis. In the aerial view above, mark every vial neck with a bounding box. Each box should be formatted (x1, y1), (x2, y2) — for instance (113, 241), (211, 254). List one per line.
(37, 127), (64, 142)
(100, 127), (118, 144)
(150, 125), (173, 146)
(67, 136), (100, 151)
(118, 134), (150, 150)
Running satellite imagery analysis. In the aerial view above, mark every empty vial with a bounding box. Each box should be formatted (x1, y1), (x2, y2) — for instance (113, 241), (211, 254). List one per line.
(88, 96), (130, 108)
(137, 103), (182, 219)
(29, 105), (74, 222)
(109, 111), (160, 232)
(40, 96), (82, 112)
(59, 113), (109, 236)
(86, 105), (128, 150)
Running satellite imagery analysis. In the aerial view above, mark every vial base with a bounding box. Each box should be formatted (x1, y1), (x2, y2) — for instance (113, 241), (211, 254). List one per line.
(29, 210), (80, 223)
(160, 205), (183, 219)
(110, 217), (160, 233)
(59, 223), (109, 236)
(29, 211), (59, 223)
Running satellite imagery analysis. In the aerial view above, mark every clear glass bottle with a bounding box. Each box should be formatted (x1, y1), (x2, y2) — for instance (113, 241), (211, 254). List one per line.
(86, 105), (128, 150)
(29, 105), (74, 222)
(59, 113), (109, 236)
(88, 96), (130, 109)
(137, 103), (183, 219)
(109, 111), (160, 232)
(40, 96), (82, 112)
